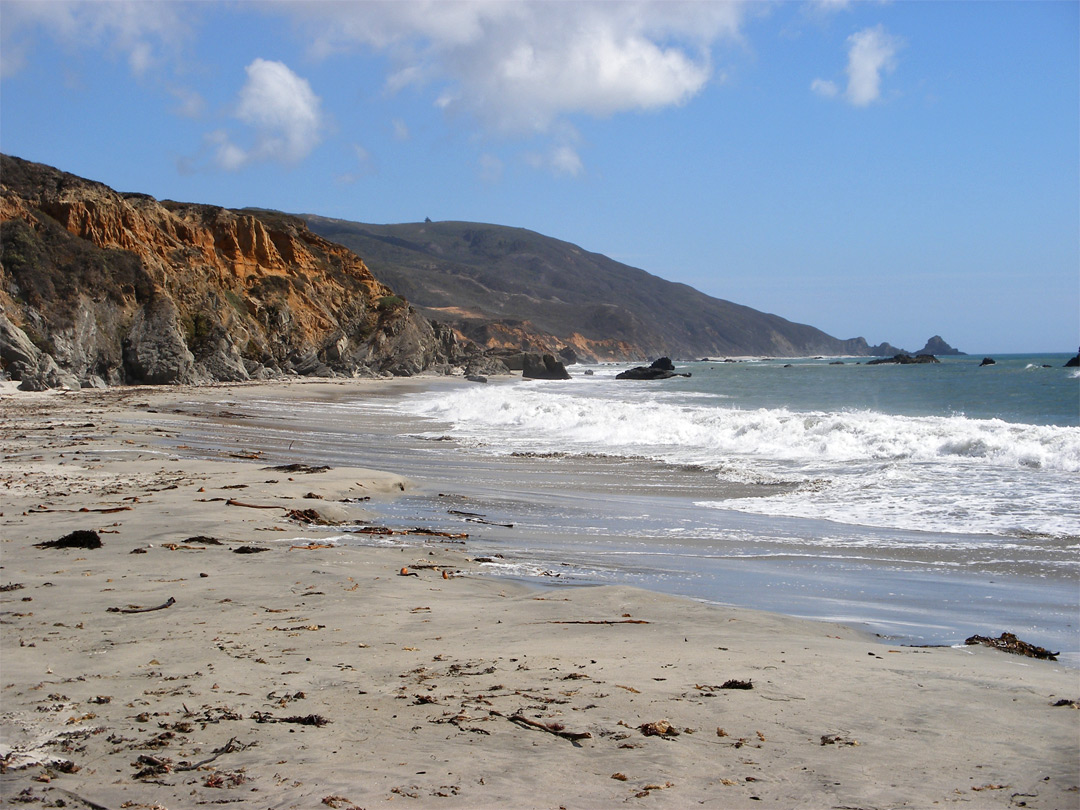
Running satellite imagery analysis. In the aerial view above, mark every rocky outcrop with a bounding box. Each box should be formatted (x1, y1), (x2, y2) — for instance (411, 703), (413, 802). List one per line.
(521, 353), (571, 380)
(0, 155), (469, 387)
(916, 336), (964, 356)
(1065, 350), (1079, 368)
(867, 354), (940, 365)
(616, 357), (692, 380)
(979, 357), (996, 367)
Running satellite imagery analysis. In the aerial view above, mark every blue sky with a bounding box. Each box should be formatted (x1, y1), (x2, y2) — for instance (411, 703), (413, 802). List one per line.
(2, 1), (1077, 354)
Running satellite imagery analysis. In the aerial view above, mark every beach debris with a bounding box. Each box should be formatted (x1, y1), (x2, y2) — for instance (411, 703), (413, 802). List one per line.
(265, 463), (331, 474)
(233, 546), (270, 554)
(611, 773), (629, 781)
(107, 596), (175, 614)
(185, 535), (224, 545)
(34, 530), (102, 550)
(546, 619), (650, 625)
(251, 712), (330, 726)
(639, 720), (680, 738)
(821, 734), (859, 746)
(964, 632), (1059, 660)
(289, 543), (336, 551)
(495, 710), (592, 742)
(633, 781), (676, 798)
(226, 499), (282, 509)
(971, 783), (1010, 791)
(132, 753), (172, 779)
(286, 508), (342, 525)
(323, 797), (364, 810)
(719, 679), (754, 690)
(28, 505), (132, 514)
(1051, 699), (1079, 708)
(399, 567), (420, 577)
(0, 582), (25, 591)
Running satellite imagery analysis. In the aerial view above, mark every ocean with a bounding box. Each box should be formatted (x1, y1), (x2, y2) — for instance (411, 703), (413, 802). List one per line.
(162, 353), (1080, 663)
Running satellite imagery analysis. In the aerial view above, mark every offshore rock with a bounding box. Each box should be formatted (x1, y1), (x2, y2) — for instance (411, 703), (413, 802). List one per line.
(616, 357), (691, 380)
(979, 357), (996, 367)
(867, 353), (940, 365)
(916, 336), (964, 356)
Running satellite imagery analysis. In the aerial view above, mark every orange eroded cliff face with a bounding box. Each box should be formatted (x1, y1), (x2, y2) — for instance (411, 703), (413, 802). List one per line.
(1, 155), (460, 386)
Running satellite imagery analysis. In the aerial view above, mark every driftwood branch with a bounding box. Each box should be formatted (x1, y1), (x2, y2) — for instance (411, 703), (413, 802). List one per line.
(491, 710), (592, 742)
(175, 736), (252, 771)
(226, 499), (284, 510)
(107, 596), (176, 614)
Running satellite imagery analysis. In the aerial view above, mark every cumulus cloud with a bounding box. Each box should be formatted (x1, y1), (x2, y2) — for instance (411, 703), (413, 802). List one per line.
(270, 1), (745, 173)
(813, 24), (902, 107)
(213, 59), (326, 170)
(844, 25), (901, 106)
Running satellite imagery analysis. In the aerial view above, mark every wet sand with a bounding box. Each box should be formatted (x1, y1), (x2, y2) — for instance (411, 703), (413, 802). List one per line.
(1, 379), (1077, 808)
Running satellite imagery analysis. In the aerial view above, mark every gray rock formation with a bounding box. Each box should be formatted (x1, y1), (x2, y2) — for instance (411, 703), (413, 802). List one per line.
(122, 293), (196, 384)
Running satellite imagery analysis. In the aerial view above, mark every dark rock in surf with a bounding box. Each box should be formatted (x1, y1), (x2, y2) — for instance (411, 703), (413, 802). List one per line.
(522, 353), (571, 380)
(616, 357), (691, 380)
(979, 357), (996, 367)
(1065, 351), (1079, 368)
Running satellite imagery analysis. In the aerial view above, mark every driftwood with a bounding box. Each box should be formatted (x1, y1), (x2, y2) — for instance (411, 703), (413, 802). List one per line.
(108, 596), (176, 614)
(226, 499), (282, 510)
(545, 619), (650, 625)
(175, 736), (251, 771)
(28, 505), (132, 514)
(492, 710), (592, 742)
(965, 632), (1059, 660)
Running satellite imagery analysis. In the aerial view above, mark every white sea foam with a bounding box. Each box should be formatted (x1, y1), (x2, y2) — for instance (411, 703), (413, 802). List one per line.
(398, 383), (1080, 539)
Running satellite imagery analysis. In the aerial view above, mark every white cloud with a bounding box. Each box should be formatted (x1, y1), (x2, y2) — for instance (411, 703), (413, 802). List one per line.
(392, 118), (411, 141)
(0, 0), (190, 78)
(844, 25), (901, 106)
(271, 1), (747, 173)
(813, 24), (902, 107)
(213, 59), (326, 170)
(811, 78), (839, 98)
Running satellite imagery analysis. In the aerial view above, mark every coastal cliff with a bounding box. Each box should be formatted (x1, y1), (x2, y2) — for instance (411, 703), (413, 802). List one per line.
(0, 155), (464, 388)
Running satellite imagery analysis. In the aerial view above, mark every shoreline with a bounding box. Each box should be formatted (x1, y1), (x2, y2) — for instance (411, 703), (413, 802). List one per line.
(2, 378), (1078, 808)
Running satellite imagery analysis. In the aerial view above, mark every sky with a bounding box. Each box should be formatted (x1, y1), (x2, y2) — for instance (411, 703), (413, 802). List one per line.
(1, 1), (1077, 354)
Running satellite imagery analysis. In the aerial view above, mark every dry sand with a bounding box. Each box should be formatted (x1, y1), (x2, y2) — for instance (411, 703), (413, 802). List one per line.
(1, 380), (1077, 809)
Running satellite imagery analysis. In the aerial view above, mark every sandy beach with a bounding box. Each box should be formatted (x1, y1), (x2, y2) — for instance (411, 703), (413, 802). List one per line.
(1, 379), (1077, 809)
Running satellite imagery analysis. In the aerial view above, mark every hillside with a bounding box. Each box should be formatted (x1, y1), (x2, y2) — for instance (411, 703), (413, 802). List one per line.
(0, 155), (465, 388)
(303, 216), (898, 361)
